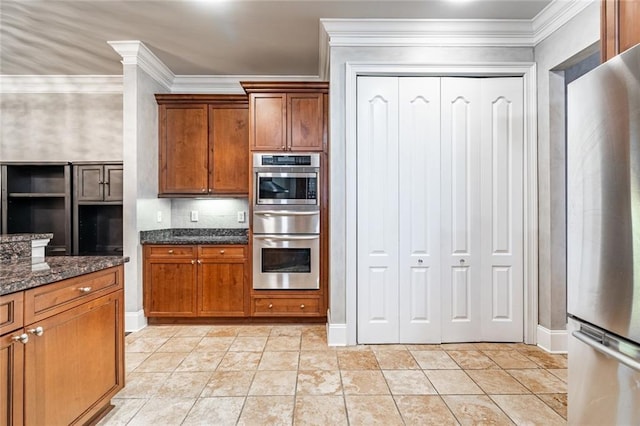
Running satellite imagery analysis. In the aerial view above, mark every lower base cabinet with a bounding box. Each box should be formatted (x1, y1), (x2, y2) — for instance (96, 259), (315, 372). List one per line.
(144, 245), (249, 318)
(0, 266), (124, 425)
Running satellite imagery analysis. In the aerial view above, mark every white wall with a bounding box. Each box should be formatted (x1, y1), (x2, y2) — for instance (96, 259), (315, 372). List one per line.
(121, 64), (171, 331)
(0, 93), (122, 161)
(534, 1), (599, 332)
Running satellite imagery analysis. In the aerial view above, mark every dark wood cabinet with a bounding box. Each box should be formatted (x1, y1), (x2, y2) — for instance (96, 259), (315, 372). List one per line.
(242, 82), (328, 152)
(1, 163), (72, 256)
(156, 95), (249, 197)
(73, 162), (123, 256)
(0, 266), (124, 426)
(75, 163), (123, 202)
(602, 0), (640, 61)
(143, 244), (248, 318)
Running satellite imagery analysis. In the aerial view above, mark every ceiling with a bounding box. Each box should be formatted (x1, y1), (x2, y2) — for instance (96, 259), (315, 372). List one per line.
(1, 0), (553, 76)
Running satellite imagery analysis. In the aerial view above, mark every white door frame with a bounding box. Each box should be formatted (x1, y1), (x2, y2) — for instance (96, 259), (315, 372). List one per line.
(345, 61), (538, 345)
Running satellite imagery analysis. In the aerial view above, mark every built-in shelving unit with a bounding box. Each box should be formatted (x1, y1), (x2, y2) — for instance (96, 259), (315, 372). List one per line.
(1, 162), (72, 255)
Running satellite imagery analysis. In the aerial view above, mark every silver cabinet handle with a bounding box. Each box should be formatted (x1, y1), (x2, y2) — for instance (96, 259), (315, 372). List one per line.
(191, 260), (196, 264)
(418, 259), (424, 264)
(29, 326), (44, 337)
(220, 250), (225, 254)
(254, 235), (319, 241)
(268, 303), (273, 309)
(300, 304), (305, 309)
(168, 249), (174, 254)
(254, 210), (319, 216)
(572, 330), (640, 372)
(197, 260), (202, 264)
(460, 259), (465, 264)
(12, 333), (29, 344)
(78, 287), (92, 293)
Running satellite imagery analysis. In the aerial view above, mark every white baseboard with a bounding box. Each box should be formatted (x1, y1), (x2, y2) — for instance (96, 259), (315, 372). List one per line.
(536, 324), (568, 353)
(125, 310), (147, 333)
(326, 309), (348, 346)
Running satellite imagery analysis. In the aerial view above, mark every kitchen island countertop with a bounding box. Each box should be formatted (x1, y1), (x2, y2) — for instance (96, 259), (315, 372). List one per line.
(140, 228), (249, 245)
(0, 255), (129, 296)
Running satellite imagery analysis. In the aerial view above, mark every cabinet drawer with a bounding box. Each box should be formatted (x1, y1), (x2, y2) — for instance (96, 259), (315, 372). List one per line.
(252, 297), (320, 316)
(25, 266), (123, 323)
(146, 245), (196, 258)
(0, 291), (24, 335)
(199, 245), (246, 259)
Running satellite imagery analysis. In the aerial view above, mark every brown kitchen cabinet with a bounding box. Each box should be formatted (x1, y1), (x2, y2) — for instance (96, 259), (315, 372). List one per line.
(241, 82), (329, 152)
(0, 291), (24, 426)
(0, 265), (124, 426)
(143, 244), (249, 318)
(156, 95), (249, 197)
(602, 0), (640, 61)
(252, 295), (322, 317)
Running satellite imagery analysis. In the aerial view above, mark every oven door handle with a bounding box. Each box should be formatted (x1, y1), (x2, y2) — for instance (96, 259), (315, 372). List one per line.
(254, 235), (320, 241)
(254, 210), (319, 216)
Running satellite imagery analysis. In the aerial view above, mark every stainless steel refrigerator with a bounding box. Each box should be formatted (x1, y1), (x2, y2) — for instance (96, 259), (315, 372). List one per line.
(567, 44), (640, 425)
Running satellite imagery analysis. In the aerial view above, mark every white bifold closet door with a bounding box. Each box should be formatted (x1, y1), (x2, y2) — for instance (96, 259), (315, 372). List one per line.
(357, 76), (523, 344)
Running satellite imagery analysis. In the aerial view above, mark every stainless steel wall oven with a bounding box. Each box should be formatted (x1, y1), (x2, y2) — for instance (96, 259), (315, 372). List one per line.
(252, 153), (320, 290)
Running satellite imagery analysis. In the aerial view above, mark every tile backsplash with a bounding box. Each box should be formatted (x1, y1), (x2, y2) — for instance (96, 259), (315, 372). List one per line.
(171, 198), (249, 229)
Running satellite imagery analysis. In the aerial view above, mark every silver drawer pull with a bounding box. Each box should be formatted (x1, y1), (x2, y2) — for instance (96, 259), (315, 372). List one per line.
(168, 249), (174, 254)
(268, 303), (273, 309)
(300, 304), (305, 309)
(29, 326), (44, 337)
(78, 287), (92, 293)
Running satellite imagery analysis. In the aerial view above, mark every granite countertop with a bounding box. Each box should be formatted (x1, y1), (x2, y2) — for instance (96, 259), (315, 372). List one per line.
(0, 256), (129, 296)
(140, 228), (249, 245)
(0, 233), (53, 243)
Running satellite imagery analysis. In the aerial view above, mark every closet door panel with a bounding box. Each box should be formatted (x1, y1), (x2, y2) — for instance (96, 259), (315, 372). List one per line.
(356, 76), (400, 343)
(398, 77), (441, 343)
(480, 78), (524, 342)
(441, 78), (482, 342)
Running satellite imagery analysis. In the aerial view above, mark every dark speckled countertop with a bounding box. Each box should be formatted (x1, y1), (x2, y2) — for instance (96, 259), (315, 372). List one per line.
(0, 256), (129, 296)
(140, 228), (248, 245)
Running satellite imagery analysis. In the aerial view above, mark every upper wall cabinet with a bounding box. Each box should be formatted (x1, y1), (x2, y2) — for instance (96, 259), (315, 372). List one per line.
(241, 82), (329, 152)
(156, 95), (249, 197)
(602, 0), (640, 61)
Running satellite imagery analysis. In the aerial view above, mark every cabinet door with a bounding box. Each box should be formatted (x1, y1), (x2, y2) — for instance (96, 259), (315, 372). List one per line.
(0, 332), (24, 426)
(288, 93), (324, 151)
(145, 257), (198, 317)
(104, 164), (123, 201)
(250, 94), (287, 151)
(602, 0), (640, 61)
(76, 164), (104, 201)
(24, 291), (124, 425)
(159, 104), (209, 194)
(210, 107), (249, 194)
(199, 259), (247, 316)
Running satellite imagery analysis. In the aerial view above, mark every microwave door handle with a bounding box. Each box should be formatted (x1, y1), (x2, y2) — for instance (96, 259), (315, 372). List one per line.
(254, 210), (319, 216)
(254, 235), (319, 241)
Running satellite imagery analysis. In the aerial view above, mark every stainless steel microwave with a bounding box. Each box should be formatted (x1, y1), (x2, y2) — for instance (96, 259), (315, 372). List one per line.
(253, 153), (320, 206)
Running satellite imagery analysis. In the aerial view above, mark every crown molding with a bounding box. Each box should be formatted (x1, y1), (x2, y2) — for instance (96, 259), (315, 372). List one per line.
(0, 75), (122, 94)
(108, 40), (174, 90)
(531, 0), (597, 45)
(319, 0), (598, 76)
(320, 18), (535, 48)
(171, 75), (322, 94)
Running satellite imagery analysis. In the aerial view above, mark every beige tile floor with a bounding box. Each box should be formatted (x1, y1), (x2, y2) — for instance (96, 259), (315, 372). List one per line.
(99, 324), (568, 425)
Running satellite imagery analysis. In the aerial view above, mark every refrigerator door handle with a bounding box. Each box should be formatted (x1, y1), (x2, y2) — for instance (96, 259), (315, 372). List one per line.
(572, 330), (640, 372)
